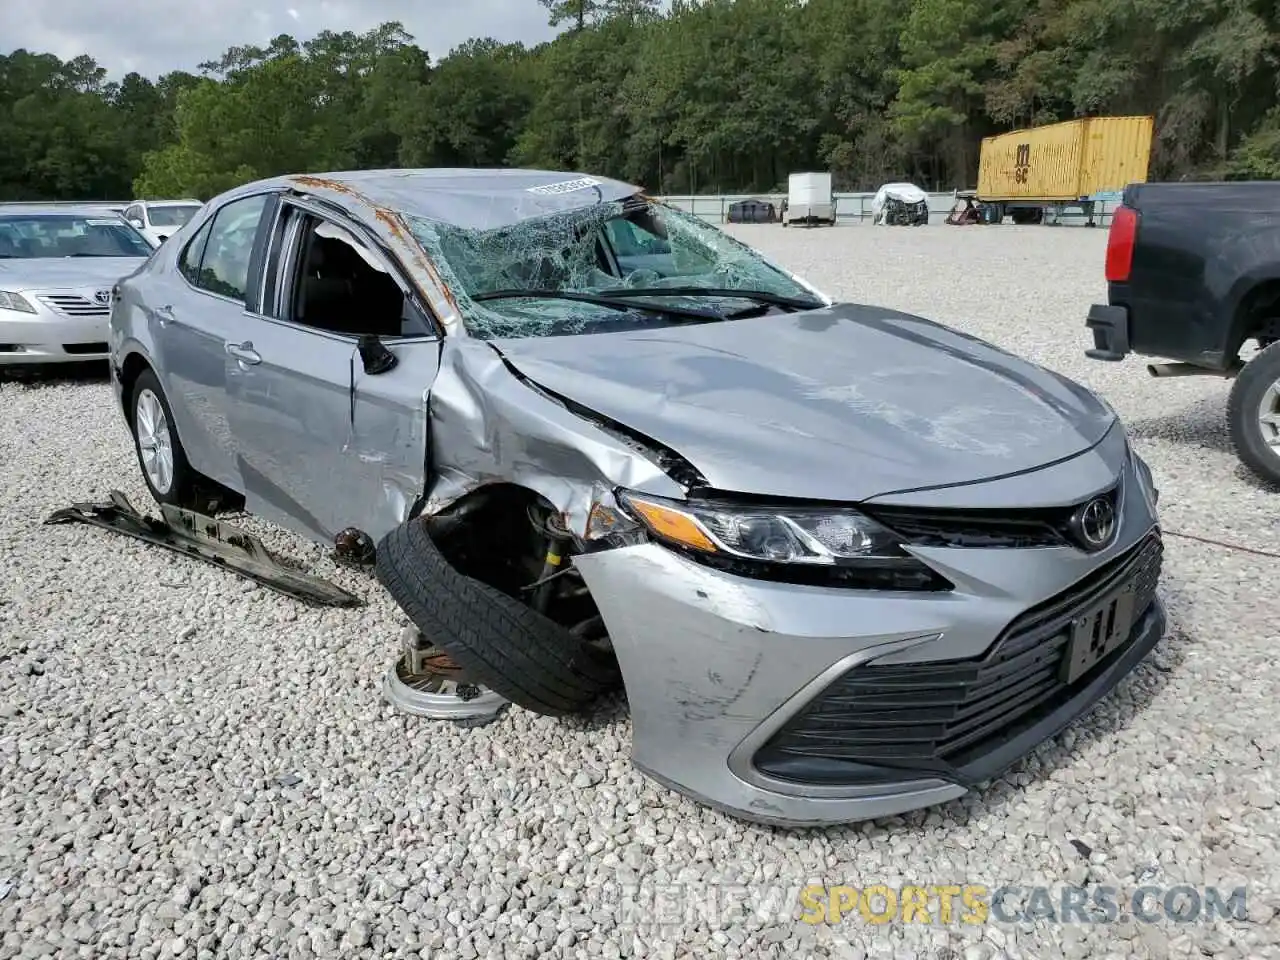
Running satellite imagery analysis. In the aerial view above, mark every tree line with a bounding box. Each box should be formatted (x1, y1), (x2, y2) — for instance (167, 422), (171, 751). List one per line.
(1, 0), (1277, 204)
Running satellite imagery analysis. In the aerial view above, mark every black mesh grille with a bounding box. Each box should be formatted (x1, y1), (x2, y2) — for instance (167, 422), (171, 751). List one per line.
(754, 532), (1163, 785)
(864, 481), (1122, 550)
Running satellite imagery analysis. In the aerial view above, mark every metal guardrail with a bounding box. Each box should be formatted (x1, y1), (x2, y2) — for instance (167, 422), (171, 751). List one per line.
(656, 192), (1122, 225)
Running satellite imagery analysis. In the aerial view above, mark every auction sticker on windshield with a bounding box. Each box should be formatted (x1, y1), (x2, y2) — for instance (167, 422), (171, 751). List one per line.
(527, 177), (602, 196)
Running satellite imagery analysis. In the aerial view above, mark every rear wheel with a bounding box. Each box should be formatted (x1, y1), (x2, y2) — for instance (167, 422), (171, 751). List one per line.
(1227, 339), (1280, 486)
(129, 369), (203, 509)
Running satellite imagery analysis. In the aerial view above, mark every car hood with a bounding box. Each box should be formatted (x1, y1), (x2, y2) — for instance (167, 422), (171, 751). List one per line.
(491, 303), (1117, 502)
(0, 257), (146, 289)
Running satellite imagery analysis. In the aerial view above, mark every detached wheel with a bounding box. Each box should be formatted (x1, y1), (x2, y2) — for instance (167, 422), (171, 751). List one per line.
(375, 518), (620, 717)
(128, 368), (202, 508)
(1227, 340), (1280, 485)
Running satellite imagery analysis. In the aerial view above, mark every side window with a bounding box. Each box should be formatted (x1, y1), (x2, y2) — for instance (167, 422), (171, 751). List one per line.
(194, 195), (268, 302)
(284, 212), (410, 338)
(602, 215), (717, 279)
(604, 218), (670, 258)
(178, 220), (212, 285)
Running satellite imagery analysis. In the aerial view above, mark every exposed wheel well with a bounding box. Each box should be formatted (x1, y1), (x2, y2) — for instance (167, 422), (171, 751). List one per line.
(424, 483), (557, 595)
(423, 482), (608, 643)
(118, 352), (152, 424)
(1230, 280), (1280, 356)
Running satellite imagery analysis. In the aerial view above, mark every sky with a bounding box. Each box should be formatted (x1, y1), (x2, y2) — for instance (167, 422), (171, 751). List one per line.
(0, 0), (561, 78)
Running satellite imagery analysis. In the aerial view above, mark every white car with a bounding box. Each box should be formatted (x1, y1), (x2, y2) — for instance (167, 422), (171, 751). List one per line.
(0, 205), (154, 367)
(122, 199), (203, 247)
(871, 183), (930, 226)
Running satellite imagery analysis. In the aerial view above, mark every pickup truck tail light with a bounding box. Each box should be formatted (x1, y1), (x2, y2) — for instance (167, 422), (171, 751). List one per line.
(1105, 205), (1138, 282)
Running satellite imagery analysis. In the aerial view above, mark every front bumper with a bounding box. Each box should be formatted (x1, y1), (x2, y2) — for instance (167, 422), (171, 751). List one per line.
(1085, 303), (1130, 361)
(574, 443), (1164, 827)
(0, 302), (110, 366)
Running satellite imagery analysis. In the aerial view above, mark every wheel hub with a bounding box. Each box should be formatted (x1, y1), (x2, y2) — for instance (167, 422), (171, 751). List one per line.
(382, 627), (509, 723)
(135, 388), (174, 494)
(1257, 379), (1280, 455)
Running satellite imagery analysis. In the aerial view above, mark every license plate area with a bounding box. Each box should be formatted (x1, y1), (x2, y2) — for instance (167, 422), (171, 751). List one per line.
(1061, 581), (1139, 684)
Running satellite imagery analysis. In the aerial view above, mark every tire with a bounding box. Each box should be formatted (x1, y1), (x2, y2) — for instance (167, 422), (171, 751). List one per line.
(375, 517), (621, 716)
(128, 368), (203, 509)
(1227, 340), (1280, 486)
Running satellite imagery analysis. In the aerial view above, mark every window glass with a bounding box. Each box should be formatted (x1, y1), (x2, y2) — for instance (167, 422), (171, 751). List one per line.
(403, 199), (807, 340)
(149, 204), (200, 227)
(179, 220), (212, 285)
(0, 214), (152, 259)
(194, 195), (267, 301)
(604, 217), (670, 258)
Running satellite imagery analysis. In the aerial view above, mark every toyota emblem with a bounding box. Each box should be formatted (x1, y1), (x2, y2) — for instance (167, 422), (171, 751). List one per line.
(94, 289), (111, 305)
(1077, 497), (1116, 548)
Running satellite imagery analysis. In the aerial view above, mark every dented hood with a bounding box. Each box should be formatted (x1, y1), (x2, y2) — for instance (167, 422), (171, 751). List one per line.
(490, 304), (1117, 502)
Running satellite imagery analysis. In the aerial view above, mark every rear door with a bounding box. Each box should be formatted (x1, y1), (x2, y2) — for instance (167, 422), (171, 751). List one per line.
(151, 192), (275, 491)
(224, 197), (443, 546)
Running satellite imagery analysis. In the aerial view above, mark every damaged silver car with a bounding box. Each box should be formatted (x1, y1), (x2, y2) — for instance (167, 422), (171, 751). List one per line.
(107, 169), (1166, 826)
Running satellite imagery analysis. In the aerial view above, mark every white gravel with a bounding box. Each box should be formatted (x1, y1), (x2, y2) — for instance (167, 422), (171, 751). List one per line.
(2, 222), (1278, 960)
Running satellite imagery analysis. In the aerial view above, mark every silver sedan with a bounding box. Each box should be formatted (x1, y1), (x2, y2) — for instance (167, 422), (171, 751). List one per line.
(107, 169), (1165, 827)
(0, 206), (153, 367)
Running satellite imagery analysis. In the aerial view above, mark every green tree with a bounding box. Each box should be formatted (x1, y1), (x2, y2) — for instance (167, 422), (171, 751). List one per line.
(3, 4), (1280, 203)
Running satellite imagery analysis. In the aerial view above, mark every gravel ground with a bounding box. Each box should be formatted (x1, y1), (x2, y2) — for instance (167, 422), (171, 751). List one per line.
(2, 222), (1278, 960)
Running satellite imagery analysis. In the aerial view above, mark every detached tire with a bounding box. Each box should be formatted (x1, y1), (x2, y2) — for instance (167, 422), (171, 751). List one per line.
(375, 518), (620, 716)
(1228, 340), (1280, 486)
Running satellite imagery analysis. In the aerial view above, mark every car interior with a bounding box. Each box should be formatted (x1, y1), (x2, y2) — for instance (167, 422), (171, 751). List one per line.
(287, 215), (409, 338)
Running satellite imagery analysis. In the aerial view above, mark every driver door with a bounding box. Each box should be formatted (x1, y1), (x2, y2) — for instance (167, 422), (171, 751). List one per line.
(224, 199), (443, 546)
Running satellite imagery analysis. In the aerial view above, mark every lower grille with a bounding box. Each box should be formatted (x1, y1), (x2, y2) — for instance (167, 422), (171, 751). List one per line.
(37, 294), (109, 317)
(754, 532), (1163, 786)
(63, 342), (108, 355)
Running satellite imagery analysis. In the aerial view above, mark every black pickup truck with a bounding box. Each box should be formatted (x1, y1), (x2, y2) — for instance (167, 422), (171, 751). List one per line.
(1086, 181), (1280, 484)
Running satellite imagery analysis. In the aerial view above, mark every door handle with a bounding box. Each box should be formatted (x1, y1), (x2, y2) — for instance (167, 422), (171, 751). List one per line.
(225, 341), (261, 365)
(154, 304), (174, 327)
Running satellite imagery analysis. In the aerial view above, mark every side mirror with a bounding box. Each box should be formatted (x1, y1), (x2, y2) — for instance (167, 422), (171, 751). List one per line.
(129, 219), (144, 229)
(357, 335), (397, 375)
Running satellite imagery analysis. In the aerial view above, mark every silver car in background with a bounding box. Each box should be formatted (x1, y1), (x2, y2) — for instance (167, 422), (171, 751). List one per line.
(107, 169), (1165, 827)
(0, 206), (153, 367)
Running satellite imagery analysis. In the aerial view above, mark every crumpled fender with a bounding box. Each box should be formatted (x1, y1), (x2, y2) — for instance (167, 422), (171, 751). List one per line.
(422, 337), (687, 534)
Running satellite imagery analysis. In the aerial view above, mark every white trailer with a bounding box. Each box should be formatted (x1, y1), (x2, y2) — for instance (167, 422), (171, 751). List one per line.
(781, 172), (835, 227)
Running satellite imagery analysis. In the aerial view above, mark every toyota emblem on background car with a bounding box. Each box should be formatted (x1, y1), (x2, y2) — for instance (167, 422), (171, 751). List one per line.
(94, 290), (111, 305)
(1078, 497), (1117, 547)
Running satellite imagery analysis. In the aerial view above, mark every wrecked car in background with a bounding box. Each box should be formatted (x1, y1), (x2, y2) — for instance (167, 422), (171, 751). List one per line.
(106, 167), (1166, 826)
(871, 183), (930, 226)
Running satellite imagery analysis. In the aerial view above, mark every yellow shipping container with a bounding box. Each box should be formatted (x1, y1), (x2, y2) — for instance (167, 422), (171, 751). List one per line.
(977, 116), (1154, 202)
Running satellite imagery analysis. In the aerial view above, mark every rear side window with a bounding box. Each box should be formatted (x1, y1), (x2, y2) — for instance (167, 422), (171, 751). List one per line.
(188, 195), (269, 302)
(179, 221), (212, 285)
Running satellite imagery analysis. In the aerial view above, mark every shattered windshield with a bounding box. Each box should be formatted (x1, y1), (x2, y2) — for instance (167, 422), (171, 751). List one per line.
(405, 197), (823, 339)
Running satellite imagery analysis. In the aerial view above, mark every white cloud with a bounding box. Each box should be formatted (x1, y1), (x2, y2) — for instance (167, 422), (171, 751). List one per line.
(0, 0), (559, 78)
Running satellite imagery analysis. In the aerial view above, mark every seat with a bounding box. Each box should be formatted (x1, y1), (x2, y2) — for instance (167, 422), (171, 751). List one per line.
(296, 232), (405, 337)
(296, 239), (355, 331)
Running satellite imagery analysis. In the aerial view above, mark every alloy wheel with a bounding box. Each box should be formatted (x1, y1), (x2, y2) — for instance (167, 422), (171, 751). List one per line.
(135, 388), (174, 494)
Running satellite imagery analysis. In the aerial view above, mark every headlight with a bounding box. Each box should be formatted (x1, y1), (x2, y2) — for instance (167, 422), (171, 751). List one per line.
(616, 489), (952, 591)
(0, 291), (36, 314)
